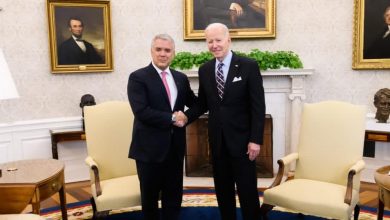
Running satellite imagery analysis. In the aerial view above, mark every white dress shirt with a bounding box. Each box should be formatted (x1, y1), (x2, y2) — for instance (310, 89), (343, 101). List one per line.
(215, 50), (233, 82)
(152, 63), (178, 110)
(72, 35), (86, 52)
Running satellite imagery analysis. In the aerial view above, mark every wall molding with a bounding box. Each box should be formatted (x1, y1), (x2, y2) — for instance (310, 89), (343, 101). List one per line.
(0, 116), (88, 183)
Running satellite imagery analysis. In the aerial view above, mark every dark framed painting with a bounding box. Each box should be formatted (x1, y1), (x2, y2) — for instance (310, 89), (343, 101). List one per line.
(47, 0), (113, 73)
(184, 0), (276, 40)
(353, 0), (390, 69)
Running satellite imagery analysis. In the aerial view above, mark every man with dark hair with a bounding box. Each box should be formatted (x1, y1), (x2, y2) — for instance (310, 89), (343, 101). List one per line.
(365, 6), (390, 59)
(202, 0), (265, 28)
(58, 17), (103, 65)
(374, 88), (390, 123)
(127, 34), (197, 220)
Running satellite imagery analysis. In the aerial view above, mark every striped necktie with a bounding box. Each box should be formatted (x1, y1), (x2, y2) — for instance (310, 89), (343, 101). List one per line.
(216, 63), (224, 99)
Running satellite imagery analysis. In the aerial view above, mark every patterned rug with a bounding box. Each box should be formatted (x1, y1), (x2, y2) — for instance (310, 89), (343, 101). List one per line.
(41, 189), (390, 220)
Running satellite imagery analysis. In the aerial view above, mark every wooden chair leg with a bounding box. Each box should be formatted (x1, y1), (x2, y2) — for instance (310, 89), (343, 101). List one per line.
(353, 204), (360, 220)
(377, 198), (384, 220)
(90, 197), (97, 220)
(90, 196), (110, 220)
(96, 210), (110, 220)
(260, 203), (274, 220)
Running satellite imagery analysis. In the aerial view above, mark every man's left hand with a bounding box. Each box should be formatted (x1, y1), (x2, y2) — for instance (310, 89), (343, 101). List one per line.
(173, 111), (188, 127)
(247, 142), (261, 161)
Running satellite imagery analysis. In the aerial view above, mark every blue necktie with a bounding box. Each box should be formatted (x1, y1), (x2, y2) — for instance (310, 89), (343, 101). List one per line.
(216, 63), (224, 99)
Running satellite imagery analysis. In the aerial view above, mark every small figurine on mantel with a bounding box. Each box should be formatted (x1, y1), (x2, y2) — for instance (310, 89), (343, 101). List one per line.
(79, 94), (96, 130)
(374, 88), (390, 123)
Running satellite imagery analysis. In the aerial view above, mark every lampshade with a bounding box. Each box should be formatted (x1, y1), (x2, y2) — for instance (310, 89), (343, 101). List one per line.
(0, 48), (19, 100)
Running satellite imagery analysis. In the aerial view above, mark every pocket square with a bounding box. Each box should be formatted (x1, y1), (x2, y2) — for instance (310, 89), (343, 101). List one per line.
(232, 76), (242, 82)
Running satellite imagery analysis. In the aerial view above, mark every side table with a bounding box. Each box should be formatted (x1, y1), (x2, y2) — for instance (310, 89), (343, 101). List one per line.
(364, 119), (390, 157)
(374, 165), (390, 220)
(0, 159), (67, 220)
(50, 129), (85, 159)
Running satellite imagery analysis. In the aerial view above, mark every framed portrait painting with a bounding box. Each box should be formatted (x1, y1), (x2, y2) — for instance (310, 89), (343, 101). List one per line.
(353, 0), (390, 69)
(47, 0), (112, 73)
(184, 0), (276, 40)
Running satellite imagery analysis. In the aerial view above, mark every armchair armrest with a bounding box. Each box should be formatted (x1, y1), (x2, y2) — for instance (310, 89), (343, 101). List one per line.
(344, 159), (365, 205)
(349, 159), (365, 174)
(85, 156), (102, 197)
(280, 153), (299, 166)
(269, 153), (299, 188)
(85, 156), (98, 168)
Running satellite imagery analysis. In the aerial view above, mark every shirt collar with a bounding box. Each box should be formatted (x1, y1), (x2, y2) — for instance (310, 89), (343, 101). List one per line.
(72, 35), (82, 41)
(216, 50), (233, 68)
(152, 62), (171, 76)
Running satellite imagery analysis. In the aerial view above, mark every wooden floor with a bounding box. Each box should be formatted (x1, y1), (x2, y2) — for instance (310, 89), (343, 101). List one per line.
(31, 181), (380, 211)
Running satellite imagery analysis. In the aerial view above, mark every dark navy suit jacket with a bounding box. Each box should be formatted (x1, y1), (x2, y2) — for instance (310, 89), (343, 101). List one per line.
(58, 37), (103, 65)
(203, 0), (265, 28)
(127, 63), (197, 162)
(186, 53), (265, 157)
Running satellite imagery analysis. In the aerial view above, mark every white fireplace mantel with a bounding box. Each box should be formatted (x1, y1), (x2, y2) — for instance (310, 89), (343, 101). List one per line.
(184, 68), (314, 171)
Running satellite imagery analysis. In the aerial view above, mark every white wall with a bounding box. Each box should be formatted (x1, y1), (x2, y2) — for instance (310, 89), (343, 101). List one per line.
(1, 0), (388, 122)
(0, 117), (89, 182)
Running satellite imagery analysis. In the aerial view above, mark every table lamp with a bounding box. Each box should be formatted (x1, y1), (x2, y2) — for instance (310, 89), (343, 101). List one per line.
(0, 48), (18, 177)
(0, 48), (19, 100)
(0, 48), (19, 177)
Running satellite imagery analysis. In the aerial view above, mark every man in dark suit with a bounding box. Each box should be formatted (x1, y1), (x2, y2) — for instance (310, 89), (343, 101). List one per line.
(185, 23), (265, 220)
(202, 0), (265, 28)
(127, 34), (197, 220)
(365, 6), (390, 59)
(57, 17), (103, 65)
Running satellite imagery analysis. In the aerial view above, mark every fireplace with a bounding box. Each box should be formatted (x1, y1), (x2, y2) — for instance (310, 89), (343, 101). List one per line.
(185, 68), (313, 174)
(185, 114), (273, 177)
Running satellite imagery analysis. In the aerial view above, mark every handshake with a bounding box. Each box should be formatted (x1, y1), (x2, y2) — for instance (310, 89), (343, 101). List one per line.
(173, 111), (188, 127)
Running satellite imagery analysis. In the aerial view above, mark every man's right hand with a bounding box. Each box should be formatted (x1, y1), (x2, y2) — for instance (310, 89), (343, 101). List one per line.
(173, 111), (188, 127)
(229, 3), (244, 16)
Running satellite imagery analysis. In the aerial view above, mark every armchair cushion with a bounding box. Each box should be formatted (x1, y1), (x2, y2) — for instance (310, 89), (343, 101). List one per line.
(264, 179), (359, 219)
(91, 175), (141, 212)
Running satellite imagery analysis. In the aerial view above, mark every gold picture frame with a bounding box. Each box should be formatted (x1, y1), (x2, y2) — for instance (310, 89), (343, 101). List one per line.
(353, 0), (390, 69)
(184, 0), (275, 40)
(47, 0), (112, 73)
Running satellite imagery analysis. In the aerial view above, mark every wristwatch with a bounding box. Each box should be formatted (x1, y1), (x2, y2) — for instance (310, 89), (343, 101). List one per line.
(172, 114), (176, 122)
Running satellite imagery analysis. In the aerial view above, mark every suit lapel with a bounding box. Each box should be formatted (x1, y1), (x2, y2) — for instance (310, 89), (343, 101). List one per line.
(206, 55), (241, 102)
(70, 38), (86, 53)
(171, 69), (181, 110)
(147, 64), (171, 107)
(224, 53), (240, 94)
(206, 59), (221, 101)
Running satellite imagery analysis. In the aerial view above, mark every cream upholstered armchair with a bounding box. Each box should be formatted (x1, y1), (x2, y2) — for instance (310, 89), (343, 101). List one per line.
(84, 101), (141, 219)
(260, 101), (366, 220)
